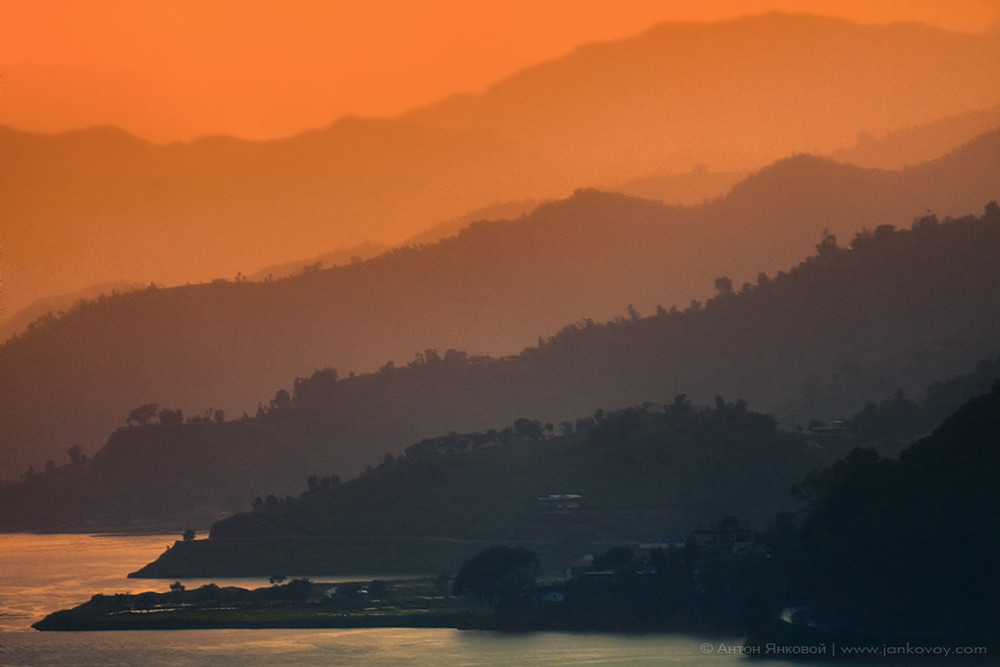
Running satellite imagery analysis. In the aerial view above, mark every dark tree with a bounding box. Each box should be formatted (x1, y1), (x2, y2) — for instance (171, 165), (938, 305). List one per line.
(513, 417), (543, 440)
(593, 546), (636, 573)
(284, 578), (312, 603)
(66, 445), (85, 466)
(452, 545), (539, 604)
(270, 389), (291, 411)
(714, 276), (734, 296)
(158, 408), (184, 425)
(126, 403), (158, 426)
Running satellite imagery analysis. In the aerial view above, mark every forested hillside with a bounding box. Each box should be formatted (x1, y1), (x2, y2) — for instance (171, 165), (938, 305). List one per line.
(212, 398), (824, 542)
(1, 207), (998, 529)
(2, 132), (998, 479)
(768, 382), (1000, 640)
(216, 370), (999, 543)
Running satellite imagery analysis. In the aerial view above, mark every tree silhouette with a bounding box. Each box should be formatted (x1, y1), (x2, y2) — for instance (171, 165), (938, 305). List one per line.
(452, 545), (539, 604)
(66, 445), (85, 466)
(714, 276), (734, 296)
(127, 403), (158, 427)
(270, 389), (291, 411)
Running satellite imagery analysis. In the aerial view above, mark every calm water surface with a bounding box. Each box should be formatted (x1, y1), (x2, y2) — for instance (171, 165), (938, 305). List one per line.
(0, 533), (815, 665)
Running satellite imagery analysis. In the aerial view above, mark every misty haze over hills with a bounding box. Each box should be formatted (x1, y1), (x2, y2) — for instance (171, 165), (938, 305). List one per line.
(2, 12), (998, 324)
(401, 13), (1000, 175)
(1, 129), (998, 480)
(830, 103), (1000, 169)
(2, 11), (999, 540)
(2, 206), (998, 528)
(4, 12), (1000, 650)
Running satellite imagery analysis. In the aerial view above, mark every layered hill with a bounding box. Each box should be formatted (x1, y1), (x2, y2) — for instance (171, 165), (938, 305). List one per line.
(127, 377), (1000, 579)
(2, 206), (998, 528)
(402, 13), (1000, 177)
(126, 398), (828, 577)
(2, 132), (999, 479)
(3, 13), (998, 319)
(830, 103), (1000, 169)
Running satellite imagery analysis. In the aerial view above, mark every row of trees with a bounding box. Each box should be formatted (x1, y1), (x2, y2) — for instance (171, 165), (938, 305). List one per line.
(125, 403), (223, 427)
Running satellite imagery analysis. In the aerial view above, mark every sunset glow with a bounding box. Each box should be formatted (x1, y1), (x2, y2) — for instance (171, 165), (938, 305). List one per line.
(2, 0), (998, 142)
(2, 2), (1000, 655)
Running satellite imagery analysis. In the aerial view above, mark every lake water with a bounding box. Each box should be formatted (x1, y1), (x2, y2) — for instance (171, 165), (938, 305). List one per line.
(0, 533), (817, 665)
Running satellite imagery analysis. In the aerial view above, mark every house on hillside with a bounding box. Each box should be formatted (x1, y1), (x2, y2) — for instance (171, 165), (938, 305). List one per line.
(805, 422), (849, 447)
(687, 517), (759, 558)
(565, 555), (594, 580)
(538, 493), (582, 510)
(635, 541), (685, 559)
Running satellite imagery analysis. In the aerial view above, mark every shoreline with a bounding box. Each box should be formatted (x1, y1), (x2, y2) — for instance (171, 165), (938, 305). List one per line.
(31, 578), (486, 633)
(30, 578), (743, 637)
(33, 608), (469, 632)
(34, 582), (999, 664)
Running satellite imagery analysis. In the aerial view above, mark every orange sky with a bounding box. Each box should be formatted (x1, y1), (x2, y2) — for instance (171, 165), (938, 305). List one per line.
(2, 0), (999, 142)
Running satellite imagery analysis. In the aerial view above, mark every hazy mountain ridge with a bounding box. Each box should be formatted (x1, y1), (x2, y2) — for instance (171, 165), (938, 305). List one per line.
(242, 199), (547, 283)
(3, 12), (998, 321)
(0, 118), (537, 316)
(402, 13), (1000, 175)
(0, 199), (546, 343)
(1, 131), (998, 479)
(1, 206), (997, 529)
(203, 357), (998, 547)
(6, 104), (992, 341)
(830, 103), (1000, 169)
(0, 281), (144, 344)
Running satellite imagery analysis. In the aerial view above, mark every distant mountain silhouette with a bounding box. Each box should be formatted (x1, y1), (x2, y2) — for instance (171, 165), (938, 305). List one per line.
(0, 199), (546, 342)
(1, 207), (998, 528)
(0, 119), (537, 320)
(830, 103), (1000, 169)
(402, 12), (1000, 177)
(2, 13), (997, 320)
(611, 166), (746, 206)
(243, 241), (390, 284)
(0, 132), (997, 480)
(0, 281), (143, 344)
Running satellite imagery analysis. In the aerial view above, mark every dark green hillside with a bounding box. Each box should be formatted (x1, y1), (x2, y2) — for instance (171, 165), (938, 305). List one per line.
(2, 205), (999, 529)
(837, 355), (1000, 454)
(130, 398), (830, 577)
(527, 202), (1000, 424)
(746, 383), (1000, 651)
(216, 398), (820, 541)
(2, 132), (998, 481)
